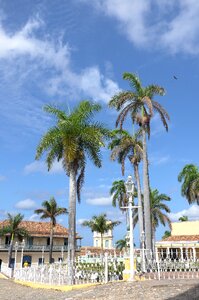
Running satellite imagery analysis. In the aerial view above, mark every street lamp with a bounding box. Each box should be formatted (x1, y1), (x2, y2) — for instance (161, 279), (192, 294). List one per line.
(125, 175), (135, 281)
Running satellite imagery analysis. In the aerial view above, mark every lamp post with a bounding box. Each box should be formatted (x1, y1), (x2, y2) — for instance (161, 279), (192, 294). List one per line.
(14, 242), (18, 270)
(121, 176), (140, 281)
(20, 239), (25, 268)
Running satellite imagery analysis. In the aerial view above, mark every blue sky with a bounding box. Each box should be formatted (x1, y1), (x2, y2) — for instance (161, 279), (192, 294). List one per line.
(1, 0), (199, 246)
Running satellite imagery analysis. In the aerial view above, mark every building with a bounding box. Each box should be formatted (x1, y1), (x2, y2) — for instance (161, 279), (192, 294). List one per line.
(0, 220), (82, 267)
(156, 220), (199, 260)
(93, 225), (113, 249)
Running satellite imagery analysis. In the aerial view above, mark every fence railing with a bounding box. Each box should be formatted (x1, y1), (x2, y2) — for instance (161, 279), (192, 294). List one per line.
(14, 253), (125, 285)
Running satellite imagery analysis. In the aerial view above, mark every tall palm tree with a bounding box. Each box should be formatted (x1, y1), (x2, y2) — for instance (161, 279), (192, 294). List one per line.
(109, 129), (144, 243)
(82, 214), (120, 250)
(179, 216), (188, 222)
(0, 213), (29, 267)
(109, 72), (169, 251)
(134, 188), (171, 252)
(36, 100), (110, 282)
(178, 164), (199, 204)
(34, 197), (67, 263)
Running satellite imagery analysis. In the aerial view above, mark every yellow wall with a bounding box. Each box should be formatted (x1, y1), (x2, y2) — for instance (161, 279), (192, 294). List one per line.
(172, 221), (199, 236)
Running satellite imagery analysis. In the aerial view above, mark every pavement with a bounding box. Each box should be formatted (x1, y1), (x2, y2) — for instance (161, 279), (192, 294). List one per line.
(1, 277), (199, 299)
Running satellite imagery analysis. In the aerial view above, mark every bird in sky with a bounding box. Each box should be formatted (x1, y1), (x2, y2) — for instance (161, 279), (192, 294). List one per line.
(173, 75), (178, 80)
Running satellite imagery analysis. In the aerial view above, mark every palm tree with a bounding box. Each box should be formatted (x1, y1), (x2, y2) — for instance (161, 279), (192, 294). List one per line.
(109, 129), (144, 243)
(178, 164), (199, 204)
(0, 213), (29, 267)
(134, 188), (171, 252)
(82, 214), (120, 251)
(34, 197), (67, 263)
(109, 72), (169, 252)
(36, 100), (110, 282)
(162, 230), (171, 239)
(179, 216), (188, 222)
(110, 179), (128, 209)
(115, 238), (129, 251)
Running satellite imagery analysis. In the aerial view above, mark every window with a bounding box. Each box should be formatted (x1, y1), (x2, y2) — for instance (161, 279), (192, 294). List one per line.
(38, 258), (44, 265)
(23, 255), (32, 267)
(58, 258), (63, 262)
(105, 240), (109, 248)
(5, 236), (10, 245)
(64, 238), (68, 246)
(96, 240), (98, 247)
(27, 237), (33, 247)
(47, 237), (50, 246)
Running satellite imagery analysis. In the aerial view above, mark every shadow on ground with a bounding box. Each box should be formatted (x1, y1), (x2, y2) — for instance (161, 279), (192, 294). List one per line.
(167, 284), (199, 300)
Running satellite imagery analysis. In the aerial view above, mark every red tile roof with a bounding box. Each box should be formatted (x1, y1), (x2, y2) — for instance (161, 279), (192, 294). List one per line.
(162, 235), (199, 242)
(0, 220), (81, 238)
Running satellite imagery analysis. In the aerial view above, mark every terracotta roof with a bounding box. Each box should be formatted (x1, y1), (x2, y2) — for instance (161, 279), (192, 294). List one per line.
(162, 235), (199, 242)
(0, 220), (81, 238)
(79, 246), (124, 256)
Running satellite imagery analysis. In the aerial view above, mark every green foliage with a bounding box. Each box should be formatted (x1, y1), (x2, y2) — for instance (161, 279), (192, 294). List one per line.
(0, 213), (29, 241)
(162, 230), (171, 239)
(179, 215), (188, 222)
(109, 72), (169, 137)
(36, 100), (110, 202)
(178, 164), (199, 204)
(34, 197), (68, 226)
(133, 188), (171, 230)
(82, 214), (120, 235)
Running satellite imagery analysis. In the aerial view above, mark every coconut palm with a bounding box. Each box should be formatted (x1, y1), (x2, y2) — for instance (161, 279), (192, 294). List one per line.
(178, 164), (199, 204)
(34, 197), (67, 263)
(0, 213), (29, 267)
(109, 129), (144, 243)
(179, 216), (188, 222)
(82, 214), (120, 250)
(109, 72), (169, 251)
(134, 188), (171, 251)
(36, 101), (110, 282)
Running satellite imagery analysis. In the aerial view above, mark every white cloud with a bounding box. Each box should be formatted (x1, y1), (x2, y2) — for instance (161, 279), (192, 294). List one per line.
(29, 214), (40, 221)
(86, 0), (199, 55)
(150, 154), (170, 166)
(15, 199), (36, 210)
(77, 218), (88, 225)
(169, 204), (199, 221)
(24, 160), (63, 175)
(86, 196), (112, 206)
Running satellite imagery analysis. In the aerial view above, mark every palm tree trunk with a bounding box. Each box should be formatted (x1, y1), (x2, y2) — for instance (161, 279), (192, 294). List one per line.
(8, 234), (14, 268)
(68, 167), (77, 285)
(151, 226), (156, 257)
(49, 225), (54, 263)
(134, 163), (144, 247)
(142, 128), (152, 253)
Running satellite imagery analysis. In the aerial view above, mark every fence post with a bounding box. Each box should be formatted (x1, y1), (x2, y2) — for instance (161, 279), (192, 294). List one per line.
(104, 252), (108, 284)
(155, 248), (160, 280)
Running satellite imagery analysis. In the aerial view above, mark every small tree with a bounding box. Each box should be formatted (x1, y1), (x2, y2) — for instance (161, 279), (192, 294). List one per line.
(82, 214), (120, 251)
(34, 197), (67, 263)
(162, 230), (171, 239)
(0, 213), (29, 267)
(179, 216), (188, 222)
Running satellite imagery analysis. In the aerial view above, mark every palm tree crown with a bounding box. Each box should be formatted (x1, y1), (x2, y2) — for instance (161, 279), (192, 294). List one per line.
(178, 164), (199, 204)
(110, 179), (128, 209)
(82, 214), (120, 250)
(34, 197), (67, 226)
